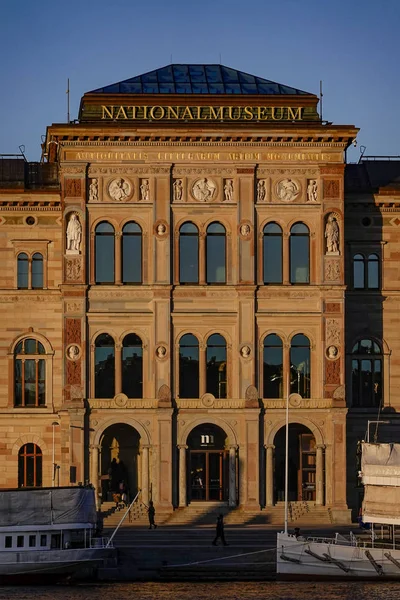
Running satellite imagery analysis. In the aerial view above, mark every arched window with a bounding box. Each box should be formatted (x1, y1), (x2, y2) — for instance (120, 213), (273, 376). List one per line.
(290, 223), (309, 284)
(14, 338), (46, 407)
(179, 334), (199, 398)
(206, 334), (227, 398)
(206, 223), (226, 284)
(351, 339), (382, 407)
(95, 334), (115, 398)
(368, 254), (379, 289)
(263, 223), (283, 284)
(17, 253), (29, 289)
(31, 253), (43, 289)
(179, 223), (199, 284)
(263, 334), (283, 398)
(95, 222), (115, 283)
(18, 444), (42, 488)
(122, 334), (142, 398)
(353, 253), (365, 288)
(290, 334), (311, 398)
(122, 222), (142, 284)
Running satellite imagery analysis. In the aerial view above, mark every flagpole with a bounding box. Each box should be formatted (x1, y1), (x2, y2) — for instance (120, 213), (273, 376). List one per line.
(284, 369), (289, 534)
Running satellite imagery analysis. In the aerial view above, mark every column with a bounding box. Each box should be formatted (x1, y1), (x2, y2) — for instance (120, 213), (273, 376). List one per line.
(265, 445), (274, 506)
(316, 445), (325, 506)
(90, 445), (100, 508)
(178, 445), (187, 507)
(115, 344), (122, 394)
(229, 445), (237, 507)
(141, 445), (150, 505)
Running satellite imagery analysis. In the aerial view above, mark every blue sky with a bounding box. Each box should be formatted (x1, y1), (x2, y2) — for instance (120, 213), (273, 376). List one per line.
(0, 0), (398, 161)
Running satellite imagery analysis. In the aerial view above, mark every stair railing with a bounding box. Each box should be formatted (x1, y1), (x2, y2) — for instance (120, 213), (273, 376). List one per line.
(106, 489), (141, 548)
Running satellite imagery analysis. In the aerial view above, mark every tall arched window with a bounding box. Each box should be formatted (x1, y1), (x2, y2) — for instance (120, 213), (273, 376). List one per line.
(17, 253), (29, 289)
(31, 253), (43, 289)
(290, 223), (309, 284)
(290, 334), (311, 398)
(122, 334), (142, 398)
(353, 253), (380, 289)
(206, 223), (226, 284)
(179, 223), (199, 284)
(14, 338), (46, 407)
(179, 334), (199, 398)
(18, 444), (42, 488)
(95, 334), (115, 398)
(368, 254), (379, 289)
(263, 334), (283, 398)
(122, 222), (142, 284)
(263, 223), (283, 284)
(351, 339), (382, 407)
(353, 253), (365, 288)
(206, 334), (227, 398)
(95, 222), (115, 283)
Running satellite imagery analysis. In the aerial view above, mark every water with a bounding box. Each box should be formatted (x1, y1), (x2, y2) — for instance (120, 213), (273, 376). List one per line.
(1, 582), (400, 600)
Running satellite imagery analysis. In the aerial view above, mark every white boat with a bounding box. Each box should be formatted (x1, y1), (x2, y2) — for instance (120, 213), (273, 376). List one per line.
(0, 486), (115, 582)
(277, 442), (400, 579)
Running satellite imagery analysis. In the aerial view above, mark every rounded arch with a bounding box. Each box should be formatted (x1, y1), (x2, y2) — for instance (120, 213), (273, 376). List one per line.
(176, 218), (200, 233)
(350, 335), (386, 353)
(324, 208), (343, 221)
(266, 416), (324, 447)
(120, 216), (145, 233)
(260, 217), (285, 232)
(176, 329), (204, 346)
(118, 329), (147, 346)
(261, 330), (287, 346)
(287, 217), (312, 232)
(92, 416), (151, 447)
(179, 416), (238, 447)
(203, 217), (230, 235)
(91, 215), (119, 233)
(90, 329), (118, 346)
(64, 207), (84, 220)
(12, 434), (48, 456)
(9, 331), (54, 355)
(204, 329), (232, 346)
(288, 330), (315, 348)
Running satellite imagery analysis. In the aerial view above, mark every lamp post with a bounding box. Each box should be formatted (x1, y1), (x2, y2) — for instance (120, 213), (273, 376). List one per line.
(52, 421), (60, 487)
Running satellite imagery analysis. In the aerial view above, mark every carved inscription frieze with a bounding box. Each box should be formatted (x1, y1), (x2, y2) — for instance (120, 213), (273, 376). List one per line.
(89, 398), (159, 409)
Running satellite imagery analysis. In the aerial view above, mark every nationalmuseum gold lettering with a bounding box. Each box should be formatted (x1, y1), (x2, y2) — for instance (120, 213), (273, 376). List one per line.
(102, 105), (114, 119)
(271, 107), (284, 120)
(288, 107), (302, 120)
(227, 107), (241, 120)
(142, 106), (149, 120)
(257, 107), (269, 120)
(181, 106), (194, 119)
(167, 106), (180, 119)
(209, 106), (224, 120)
(228, 152), (261, 160)
(115, 106), (128, 119)
(243, 106), (255, 120)
(150, 106), (166, 120)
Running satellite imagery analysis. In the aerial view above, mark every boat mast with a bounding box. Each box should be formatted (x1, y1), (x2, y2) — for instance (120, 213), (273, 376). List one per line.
(284, 371), (289, 534)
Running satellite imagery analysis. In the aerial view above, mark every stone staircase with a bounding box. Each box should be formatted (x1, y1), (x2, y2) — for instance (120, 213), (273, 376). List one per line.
(101, 499), (336, 529)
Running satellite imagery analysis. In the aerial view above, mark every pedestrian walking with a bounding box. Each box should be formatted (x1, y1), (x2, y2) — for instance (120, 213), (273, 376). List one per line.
(212, 514), (228, 546)
(147, 500), (157, 529)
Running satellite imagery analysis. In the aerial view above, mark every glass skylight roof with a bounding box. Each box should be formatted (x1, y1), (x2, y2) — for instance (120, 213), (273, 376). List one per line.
(88, 65), (310, 95)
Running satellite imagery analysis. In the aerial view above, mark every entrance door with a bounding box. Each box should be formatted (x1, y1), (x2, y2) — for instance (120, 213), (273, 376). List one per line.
(190, 451), (228, 501)
(298, 433), (316, 501)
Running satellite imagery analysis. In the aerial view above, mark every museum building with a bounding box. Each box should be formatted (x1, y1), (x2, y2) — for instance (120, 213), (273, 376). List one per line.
(0, 64), (397, 521)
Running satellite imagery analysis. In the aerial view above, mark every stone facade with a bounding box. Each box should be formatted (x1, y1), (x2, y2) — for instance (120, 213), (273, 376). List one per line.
(4, 66), (395, 520)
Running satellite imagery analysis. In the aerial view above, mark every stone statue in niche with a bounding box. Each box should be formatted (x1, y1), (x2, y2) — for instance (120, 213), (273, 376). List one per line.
(224, 179), (233, 202)
(108, 177), (131, 201)
(276, 178), (299, 202)
(192, 178), (216, 202)
(89, 178), (98, 201)
(307, 179), (318, 202)
(140, 179), (150, 201)
(240, 224), (250, 237)
(325, 214), (340, 254)
(173, 179), (183, 201)
(257, 180), (266, 202)
(66, 213), (82, 253)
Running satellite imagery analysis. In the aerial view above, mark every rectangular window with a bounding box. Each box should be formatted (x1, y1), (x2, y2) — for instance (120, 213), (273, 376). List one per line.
(5, 536), (12, 548)
(40, 535), (47, 547)
(17, 535), (24, 548)
(29, 535), (36, 547)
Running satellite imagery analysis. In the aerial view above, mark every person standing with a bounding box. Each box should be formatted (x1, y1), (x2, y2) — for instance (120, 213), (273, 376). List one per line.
(212, 514), (228, 546)
(147, 500), (157, 529)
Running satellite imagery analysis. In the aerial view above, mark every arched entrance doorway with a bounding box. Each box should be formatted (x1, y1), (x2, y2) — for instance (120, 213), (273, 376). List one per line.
(99, 423), (140, 502)
(274, 424), (319, 503)
(187, 424), (229, 502)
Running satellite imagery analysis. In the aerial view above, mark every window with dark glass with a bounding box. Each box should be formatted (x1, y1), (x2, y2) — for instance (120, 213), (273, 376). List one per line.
(95, 334), (115, 398)
(353, 253), (365, 289)
(263, 223), (283, 284)
(18, 443), (42, 487)
(179, 334), (199, 398)
(290, 334), (311, 398)
(29, 535), (36, 547)
(179, 223), (199, 283)
(351, 339), (382, 408)
(31, 253), (43, 289)
(14, 338), (46, 407)
(206, 223), (226, 284)
(122, 222), (142, 284)
(122, 334), (142, 398)
(353, 253), (380, 290)
(17, 253), (29, 289)
(290, 223), (309, 284)
(206, 334), (227, 398)
(17, 536), (24, 548)
(263, 334), (283, 398)
(368, 254), (379, 289)
(95, 222), (115, 283)
(5, 537), (12, 548)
